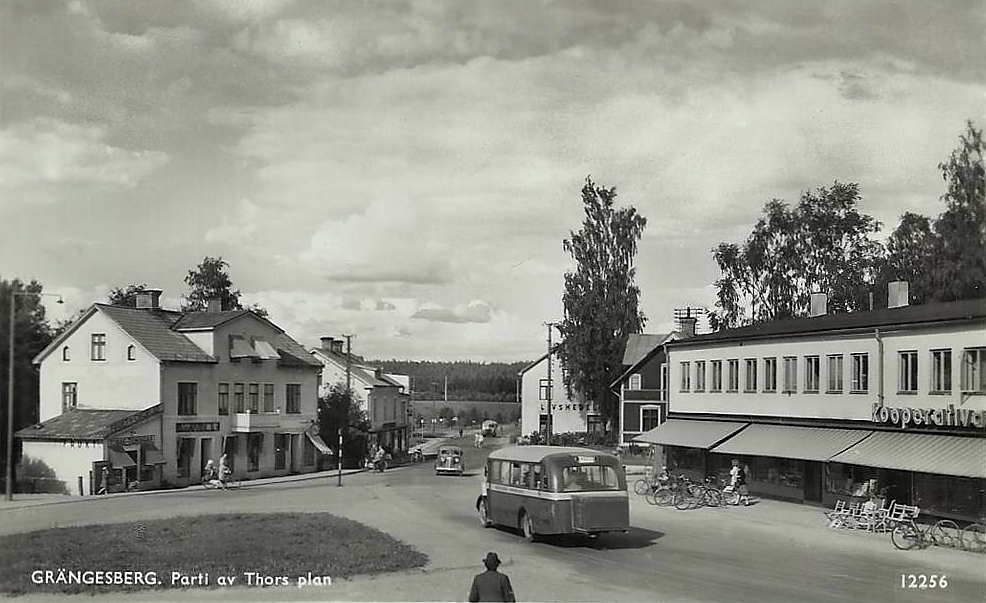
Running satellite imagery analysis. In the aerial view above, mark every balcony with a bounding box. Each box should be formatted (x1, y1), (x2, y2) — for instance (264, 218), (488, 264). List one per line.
(622, 389), (666, 402)
(232, 411), (281, 433)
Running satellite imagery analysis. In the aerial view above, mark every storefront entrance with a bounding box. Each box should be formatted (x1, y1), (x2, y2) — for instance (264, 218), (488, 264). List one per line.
(803, 461), (823, 503)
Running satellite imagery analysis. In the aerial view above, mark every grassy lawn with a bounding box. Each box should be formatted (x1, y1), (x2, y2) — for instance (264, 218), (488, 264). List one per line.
(0, 513), (427, 596)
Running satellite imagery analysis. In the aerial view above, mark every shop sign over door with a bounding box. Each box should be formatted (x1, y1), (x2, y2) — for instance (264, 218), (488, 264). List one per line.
(175, 422), (220, 433)
(871, 403), (985, 430)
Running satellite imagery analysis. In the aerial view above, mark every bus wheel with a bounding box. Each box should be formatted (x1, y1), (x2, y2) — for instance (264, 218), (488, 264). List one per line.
(520, 511), (536, 543)
(478, 498), (492, 528)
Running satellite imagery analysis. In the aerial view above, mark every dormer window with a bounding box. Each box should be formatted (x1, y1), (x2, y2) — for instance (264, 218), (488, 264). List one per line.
(62, 346), (70, 361)
(229, 334), (259, 362)
(127, 345), (136, 361)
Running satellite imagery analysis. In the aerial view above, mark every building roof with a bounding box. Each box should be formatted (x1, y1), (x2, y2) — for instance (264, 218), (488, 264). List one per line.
(16, 408), (156, 442)
(171, 309), (254, 330)
(96, 304), (218, 363)
(610, 332), (678, 389)
(310, 348), (402, 386)
(621, 333), (672, 366)
(669, 298), (986, 347)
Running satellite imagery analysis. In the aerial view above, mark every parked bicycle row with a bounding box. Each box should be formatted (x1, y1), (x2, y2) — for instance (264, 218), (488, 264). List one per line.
(634, 473), (749, 510)
(825, 498), (986, 553)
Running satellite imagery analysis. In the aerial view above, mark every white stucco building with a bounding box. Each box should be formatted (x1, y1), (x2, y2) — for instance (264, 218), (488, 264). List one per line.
(518, 350), (603, 439)
(18, 290), (325, 495)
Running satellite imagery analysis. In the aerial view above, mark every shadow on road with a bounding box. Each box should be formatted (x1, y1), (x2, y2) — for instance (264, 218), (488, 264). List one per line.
(522, 527), (664, 550)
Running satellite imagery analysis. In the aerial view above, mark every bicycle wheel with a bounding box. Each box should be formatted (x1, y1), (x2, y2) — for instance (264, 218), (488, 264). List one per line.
(891, 523), (921, 551)
(961, 523), (986, 553)
(634, 479), (650, 496)
(721, 487), (739, 506)
(929, 520), (960, 548)
(649, 487), (672, 507)
(704, 487), (723, 507)
(673, 489), (693, 510)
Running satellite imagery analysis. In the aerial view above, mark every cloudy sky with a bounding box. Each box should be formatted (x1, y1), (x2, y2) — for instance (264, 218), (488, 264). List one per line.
(1, 1), (983, 361)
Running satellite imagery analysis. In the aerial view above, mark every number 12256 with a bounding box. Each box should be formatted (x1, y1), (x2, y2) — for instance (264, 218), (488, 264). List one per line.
(900, 574), (947, 589)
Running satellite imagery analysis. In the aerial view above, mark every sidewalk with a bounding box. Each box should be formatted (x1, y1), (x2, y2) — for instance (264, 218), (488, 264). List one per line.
(0, 467), (366, 512)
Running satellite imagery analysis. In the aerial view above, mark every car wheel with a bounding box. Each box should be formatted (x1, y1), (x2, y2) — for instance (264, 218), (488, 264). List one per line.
(478, 498), (492, 528)
(521, 511), (536, 543)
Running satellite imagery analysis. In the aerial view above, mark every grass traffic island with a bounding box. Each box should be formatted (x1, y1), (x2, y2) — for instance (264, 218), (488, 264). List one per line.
(0, 513), (428, 596)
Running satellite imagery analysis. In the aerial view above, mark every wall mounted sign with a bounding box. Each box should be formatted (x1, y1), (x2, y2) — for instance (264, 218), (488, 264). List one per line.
(175, 422), (220, 433)
(871, 403), (985, 430)
(539, 403), (597, 413)
(109, 435), (154, 446)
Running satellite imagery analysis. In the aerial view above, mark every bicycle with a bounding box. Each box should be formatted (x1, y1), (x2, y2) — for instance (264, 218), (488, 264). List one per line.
(960, 522), (985, 553)
(700, 475), (723, 507)
(673, 476), (703, 510)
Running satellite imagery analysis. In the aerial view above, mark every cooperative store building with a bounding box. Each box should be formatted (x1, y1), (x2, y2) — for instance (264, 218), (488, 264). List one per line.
(635, 297), (986, 521)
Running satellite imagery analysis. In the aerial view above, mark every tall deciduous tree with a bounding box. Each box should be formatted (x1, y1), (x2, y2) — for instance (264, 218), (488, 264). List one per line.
(0, 279), (55, 485)
(318, 382), (370, 467)
(709, 182), (882, 330)
(934, 120), (985, 301)
(557, 177), (647, 430)
(877, 212), (936, 306)
(183, 257), (242, 312)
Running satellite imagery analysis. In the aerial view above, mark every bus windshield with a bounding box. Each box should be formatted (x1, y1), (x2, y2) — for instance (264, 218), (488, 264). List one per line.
(561, 465), (621, 492)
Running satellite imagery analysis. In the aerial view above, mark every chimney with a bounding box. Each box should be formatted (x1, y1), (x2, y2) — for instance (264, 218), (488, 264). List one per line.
(207, 298), (223, 313)
(135, 289), (163, 309)
(331, 340), (344, 355)
(810, 292), (828, 317)
(888, 281), (909, 309)
(320, 337), (335, 351)
(678, 317), (697, 338)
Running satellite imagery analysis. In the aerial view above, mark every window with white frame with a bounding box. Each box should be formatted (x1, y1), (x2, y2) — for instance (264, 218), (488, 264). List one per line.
(851, 353), (868, 392)
(62, 382), (77, 412)
(177, 382), (197, 415)
(783, 357), (798, 393)
(764, 357), (777, 392)
(539, 379), (552, 400)
(628, 373), (641, 390)
(727, 359), (739, 392)
(90, 333), (106, 361)
(931, 349), (951, 393)
(218, 383), (229, 416)
(805, 356), (820, 392)
(827, 355), (843, 393)
(899, 351), (918, 392)
(695, 361), (706, 391)
(744, 359), (757, 392)
(680, 362), (691, 392)
(961, 348), (986, 392)
(711, 360), (722, 392)
(286, 384), (301, 413)
(660, 364), (668, 401)
(641, 406), (662, 431)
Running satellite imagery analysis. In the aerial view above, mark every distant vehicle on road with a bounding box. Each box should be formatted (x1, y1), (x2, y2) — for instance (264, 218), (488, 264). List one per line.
(481, 420), (498, 437)
(435, 446), (465, 476)
(476, 446), (629, 542)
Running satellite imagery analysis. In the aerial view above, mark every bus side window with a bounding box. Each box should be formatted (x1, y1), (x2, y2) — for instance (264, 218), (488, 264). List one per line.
(532, 464), (544, 490)
(521, 463), (533, 489)
(499, 461), (511, 485)
(511, 462), (523, 486)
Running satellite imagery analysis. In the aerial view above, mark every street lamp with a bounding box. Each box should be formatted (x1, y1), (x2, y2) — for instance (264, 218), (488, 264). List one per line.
(6, 290), (63, 501)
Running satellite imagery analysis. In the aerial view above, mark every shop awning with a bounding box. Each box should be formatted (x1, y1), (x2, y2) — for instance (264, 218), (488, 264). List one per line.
(634, 419), (748, 449)
(829, 431), (986, 479)
(711, 424), (871, 461)
(109, 449), (136, 468)
(305, 429), (334, 456)
(142, 444), (166, 465)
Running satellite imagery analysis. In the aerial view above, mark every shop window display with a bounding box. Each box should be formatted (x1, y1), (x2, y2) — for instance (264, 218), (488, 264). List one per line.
(825, 463), (878, 497)
(752, 457), (803, 488)
(667, 446), (704, 474)
(913, 473), (986, 521)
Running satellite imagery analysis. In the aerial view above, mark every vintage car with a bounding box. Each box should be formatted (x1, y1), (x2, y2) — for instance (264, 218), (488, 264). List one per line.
(435, 446), (466, 476)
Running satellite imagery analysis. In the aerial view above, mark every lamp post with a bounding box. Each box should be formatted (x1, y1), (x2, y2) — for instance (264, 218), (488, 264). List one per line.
(6, 290), (63, 501)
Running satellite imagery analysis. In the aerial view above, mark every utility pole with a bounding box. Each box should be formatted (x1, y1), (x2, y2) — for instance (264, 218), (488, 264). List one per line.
(339, 333), (353, 487)
(544, 321), (557, 446)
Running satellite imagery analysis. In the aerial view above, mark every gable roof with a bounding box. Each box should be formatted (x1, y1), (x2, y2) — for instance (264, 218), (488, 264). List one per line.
(669, 298), (986, 347)
(611, 332), (678, 389)
(16, 405), (161, 442)
(171, 309), (254, 331)
(310, 348), (401, 386)
(621, 333), (673, 366)
(97, 305), (217, 363)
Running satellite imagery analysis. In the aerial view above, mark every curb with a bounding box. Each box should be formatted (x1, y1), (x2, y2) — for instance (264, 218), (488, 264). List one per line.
(0, 468), (369, 512)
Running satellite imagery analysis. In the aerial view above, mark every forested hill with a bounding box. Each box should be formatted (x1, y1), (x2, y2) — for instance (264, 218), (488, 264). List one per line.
(369, 359), (532, 402)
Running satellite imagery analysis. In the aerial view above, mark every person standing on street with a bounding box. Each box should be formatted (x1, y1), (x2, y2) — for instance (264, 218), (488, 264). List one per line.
(729, 458), (750, 506)
(468, 552), (516, 602)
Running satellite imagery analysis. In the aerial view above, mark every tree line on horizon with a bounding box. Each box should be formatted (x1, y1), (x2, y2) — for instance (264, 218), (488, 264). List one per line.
(371, 359), (531, 402)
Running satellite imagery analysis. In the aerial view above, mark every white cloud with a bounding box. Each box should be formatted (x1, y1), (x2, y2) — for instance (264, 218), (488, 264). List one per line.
(205, 199), (262, 244)
(0, 118), (168, 192)
(412, 300), (494, 324)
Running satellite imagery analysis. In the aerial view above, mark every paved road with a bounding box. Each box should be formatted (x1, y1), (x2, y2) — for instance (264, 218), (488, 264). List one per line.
(2, 444), (983, 603)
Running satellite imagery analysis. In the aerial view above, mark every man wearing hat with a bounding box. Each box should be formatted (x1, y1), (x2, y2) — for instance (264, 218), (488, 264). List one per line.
(468, 552), (516, 602)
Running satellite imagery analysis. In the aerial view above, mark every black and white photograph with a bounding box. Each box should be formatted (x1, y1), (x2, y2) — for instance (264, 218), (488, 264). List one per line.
(0, 1), (984, 602)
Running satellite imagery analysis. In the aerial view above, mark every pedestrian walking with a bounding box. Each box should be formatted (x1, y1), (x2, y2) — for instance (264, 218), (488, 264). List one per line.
(729, 458), (750, 506)
(218, 454), (230, 489)
(468, 552), (515, 602)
